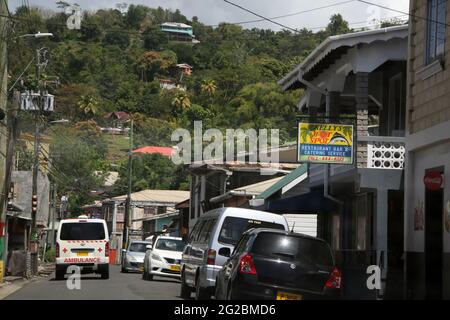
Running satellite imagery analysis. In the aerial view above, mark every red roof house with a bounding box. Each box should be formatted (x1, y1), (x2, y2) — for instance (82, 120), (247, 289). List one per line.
(132, 146), (173, 157)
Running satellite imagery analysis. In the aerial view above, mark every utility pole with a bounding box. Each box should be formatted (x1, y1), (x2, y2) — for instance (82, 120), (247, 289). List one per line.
(0, 0), (9, 282)
(122, 119), (133, 250)
(50, 183), (56, 248)
(30, 47), (44, 275)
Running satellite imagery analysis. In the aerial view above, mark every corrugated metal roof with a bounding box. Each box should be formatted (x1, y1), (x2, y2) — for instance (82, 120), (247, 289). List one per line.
(110, 189), (189, 204)
(231, 177), (284, 196)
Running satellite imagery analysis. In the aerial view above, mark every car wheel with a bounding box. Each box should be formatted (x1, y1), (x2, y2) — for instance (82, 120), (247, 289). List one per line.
(101, 266), (109, 280)
(195, 276), (210, 300)
(55, 268), (65, 281)
(180, 270), (192, 299)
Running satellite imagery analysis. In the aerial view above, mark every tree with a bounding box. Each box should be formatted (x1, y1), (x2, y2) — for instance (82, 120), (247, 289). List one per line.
(112, 154), (189, 195)
(103, 28), (130, 49)
(49, 126), (106, 212)
(326, 14), (351, 36)
(201, 79), (217, 96)
(171, 91), (191, 111)
(125, 4), (150, 29)
(143, 28), (169, 50)
(78, 95), (99, 116)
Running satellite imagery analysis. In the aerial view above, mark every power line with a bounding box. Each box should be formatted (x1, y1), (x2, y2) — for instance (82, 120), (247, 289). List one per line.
(223, 0), (300, 33)
(356, 0), (450, 27)
(211, 0), (355, 27)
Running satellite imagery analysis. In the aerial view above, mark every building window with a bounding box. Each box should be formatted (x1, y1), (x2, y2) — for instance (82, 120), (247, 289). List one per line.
(426, 0), (447, 65)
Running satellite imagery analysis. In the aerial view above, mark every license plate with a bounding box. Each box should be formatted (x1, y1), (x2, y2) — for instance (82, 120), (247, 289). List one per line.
(276, 291), (302, 300)
(76, 251), (88, 257)
(169, 265), (180, 272)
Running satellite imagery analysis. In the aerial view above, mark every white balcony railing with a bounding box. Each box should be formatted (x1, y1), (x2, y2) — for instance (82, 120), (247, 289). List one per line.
(365, 137), (405, 170)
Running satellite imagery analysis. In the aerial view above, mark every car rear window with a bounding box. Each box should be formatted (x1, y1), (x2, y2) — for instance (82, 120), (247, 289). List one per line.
(218, 217), (285, 245)
(251, 233), (333, 266)
(155, 239), (185, 252)
(60, 222), (105, 240)
(129, 243), (148, 252)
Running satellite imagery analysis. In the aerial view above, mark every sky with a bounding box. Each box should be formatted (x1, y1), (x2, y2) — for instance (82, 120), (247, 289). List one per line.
(9, 0), (410, 31)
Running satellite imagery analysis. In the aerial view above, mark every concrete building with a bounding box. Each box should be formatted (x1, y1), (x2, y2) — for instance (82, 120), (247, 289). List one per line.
(102, 189), (189, 239)
(278, 25), (409, 299)
(160, 22), (198, 43)
(405, 0), (450, 299)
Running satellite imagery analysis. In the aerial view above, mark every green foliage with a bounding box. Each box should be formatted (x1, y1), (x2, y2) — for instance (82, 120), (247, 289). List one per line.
(8, 5), (354, 209)
(48, 124), (107, 213)
(45, 248), (56, 262)
(112, 154), (189, 195)
(325, 14), (351, 36)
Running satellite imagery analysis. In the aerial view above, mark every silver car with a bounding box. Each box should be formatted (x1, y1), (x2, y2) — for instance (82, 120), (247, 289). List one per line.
(121, 241), (151, 273)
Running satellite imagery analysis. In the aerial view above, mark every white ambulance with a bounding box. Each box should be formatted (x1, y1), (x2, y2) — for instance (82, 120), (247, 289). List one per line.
(55, 215), (110, 280)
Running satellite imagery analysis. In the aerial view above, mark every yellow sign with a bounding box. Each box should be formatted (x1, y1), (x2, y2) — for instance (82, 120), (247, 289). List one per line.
(298, 123), (353, 164)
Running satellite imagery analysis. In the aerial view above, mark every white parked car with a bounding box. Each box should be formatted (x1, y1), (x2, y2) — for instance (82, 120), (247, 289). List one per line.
(143, 236), (186, 281)
(121, 240), (151, 273)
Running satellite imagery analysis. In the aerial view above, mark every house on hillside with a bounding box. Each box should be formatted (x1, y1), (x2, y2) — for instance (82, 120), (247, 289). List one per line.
(404, 0), (450, 300)
(177, 63), (193, 76)
(159, 79), (186, 91)
(132, 146), (173, 158)
(102, 112), (131, 135)
(277, 25), (409, 299)
(160, 22), (199, 43)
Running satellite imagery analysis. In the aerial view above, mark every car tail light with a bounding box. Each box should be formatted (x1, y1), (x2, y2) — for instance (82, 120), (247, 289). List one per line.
(325, 267), (342, 289)
(105, 241), (109, 257)
(56, 243), (60, 258)
(206, 249), (216, 265)
(239, 253), (257, 275)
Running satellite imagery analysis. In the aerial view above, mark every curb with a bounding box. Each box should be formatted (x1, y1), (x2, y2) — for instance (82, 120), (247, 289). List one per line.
(0, 275), (44, 300)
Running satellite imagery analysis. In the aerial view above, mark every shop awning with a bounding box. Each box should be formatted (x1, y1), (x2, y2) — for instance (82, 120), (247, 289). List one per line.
(254, 164), (308, 201)
(266, 189), (339, 213)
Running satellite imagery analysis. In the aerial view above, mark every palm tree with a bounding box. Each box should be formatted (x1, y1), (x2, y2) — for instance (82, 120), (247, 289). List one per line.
(171, 91), (191, 110)
(78, 95), (99, 116)
(201, 79), (217, 96)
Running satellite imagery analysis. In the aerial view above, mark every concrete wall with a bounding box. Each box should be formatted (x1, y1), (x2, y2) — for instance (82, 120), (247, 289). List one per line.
(405, 0), (450, 299)
(11, 171), (49, 227)
(407, 0), (450, 133)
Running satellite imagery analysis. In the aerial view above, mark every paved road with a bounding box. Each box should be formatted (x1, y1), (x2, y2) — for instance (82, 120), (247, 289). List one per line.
(5, 265), (185, 300)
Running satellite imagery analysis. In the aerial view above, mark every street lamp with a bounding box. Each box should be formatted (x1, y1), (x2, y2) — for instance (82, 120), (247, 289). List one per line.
(49, 119), (70, 124)
(16, 32), (54, 39)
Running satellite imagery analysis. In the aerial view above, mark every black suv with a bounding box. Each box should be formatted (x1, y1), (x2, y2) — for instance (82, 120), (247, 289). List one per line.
(215, 228), (342, 300)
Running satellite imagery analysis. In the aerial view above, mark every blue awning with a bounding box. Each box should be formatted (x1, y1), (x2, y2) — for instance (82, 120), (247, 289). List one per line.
(266, 189), (339, 213)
